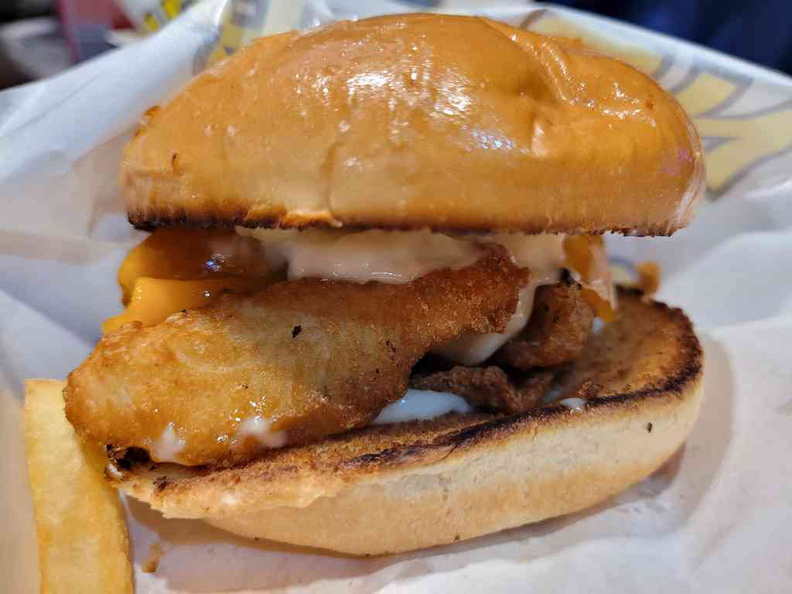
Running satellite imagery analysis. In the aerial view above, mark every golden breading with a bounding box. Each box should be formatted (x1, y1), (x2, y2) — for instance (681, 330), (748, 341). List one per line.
(65, 249), (528, 467)
(496, 280), (594, 369)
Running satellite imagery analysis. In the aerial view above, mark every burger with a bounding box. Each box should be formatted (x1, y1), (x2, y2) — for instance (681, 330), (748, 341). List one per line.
(64, 14), (705, 555)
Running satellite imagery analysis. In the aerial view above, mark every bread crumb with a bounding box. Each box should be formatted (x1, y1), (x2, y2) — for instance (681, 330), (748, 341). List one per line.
(142, 541), (164, 574)
(635, 261), (661, 297)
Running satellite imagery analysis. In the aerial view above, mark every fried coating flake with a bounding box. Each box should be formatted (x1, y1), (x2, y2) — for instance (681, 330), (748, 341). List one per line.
(410, 365), (555, 414)
(65, 249), (528, 467)
(495, 279), (594, 370)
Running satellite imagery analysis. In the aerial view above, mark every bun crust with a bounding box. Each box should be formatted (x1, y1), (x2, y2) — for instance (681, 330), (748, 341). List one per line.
(113, 290), (704, 555)
(122, 15), (704, 236)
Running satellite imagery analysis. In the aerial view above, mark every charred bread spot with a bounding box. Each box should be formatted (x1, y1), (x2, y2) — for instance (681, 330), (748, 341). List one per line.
(132, 106), (160, 138)
(344, 445), (426, 469)
(292, 325), (302, 338)
(154, 476), (172, 492)
(129, 209), (286, 231)
(142, 105), (160, 121)
(126, 210), (681, 238)
(109, 446), (151, 471)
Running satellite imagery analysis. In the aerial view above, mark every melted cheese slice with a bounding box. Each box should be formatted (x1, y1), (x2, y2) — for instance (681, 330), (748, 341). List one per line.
(563, 235), (616, 321)
(106, 229), (615, 350)
(105, 229), (280, 333)
(103, 276), (274, 332)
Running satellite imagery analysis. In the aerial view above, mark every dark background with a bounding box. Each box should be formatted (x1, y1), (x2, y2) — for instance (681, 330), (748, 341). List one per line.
(1, 0), (790, 90)
(0, 0), (52, 21)
(555, 0), (792, 75)
(0, 0), (58, 88)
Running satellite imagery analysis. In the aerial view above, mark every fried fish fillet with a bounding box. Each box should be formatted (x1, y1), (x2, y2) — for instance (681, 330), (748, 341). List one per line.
(410, 365), (555, 414)
(65, 249), (528, 467)
(495, 279), (594, 369)
(411, 281), (595, 413)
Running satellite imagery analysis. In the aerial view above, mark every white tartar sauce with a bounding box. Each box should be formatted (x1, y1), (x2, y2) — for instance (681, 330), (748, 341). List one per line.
(373, 389), (473, 424)
(238, 228), (566, 366)
(149, 422), (186, 463)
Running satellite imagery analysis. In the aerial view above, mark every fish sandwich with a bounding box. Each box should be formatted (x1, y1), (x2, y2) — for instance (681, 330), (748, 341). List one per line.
(64, 14), (705, 555)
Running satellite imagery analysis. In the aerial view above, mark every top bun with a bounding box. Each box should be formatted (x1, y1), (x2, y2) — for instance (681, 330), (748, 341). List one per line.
(122, 14), (704, 236)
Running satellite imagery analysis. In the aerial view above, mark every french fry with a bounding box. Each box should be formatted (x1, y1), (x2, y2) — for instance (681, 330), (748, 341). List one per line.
(24, 379), (133, 594)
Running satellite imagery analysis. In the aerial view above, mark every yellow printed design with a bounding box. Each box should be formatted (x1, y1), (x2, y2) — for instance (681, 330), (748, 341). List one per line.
(143, 12), (160, 32)
(207, 0), (267, 67)
(140, 1), (191, 34)
(162, 0), (183, 20)
(674, 74), (792, 191)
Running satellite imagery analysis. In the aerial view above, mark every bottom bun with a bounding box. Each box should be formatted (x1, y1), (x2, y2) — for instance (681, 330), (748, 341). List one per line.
(114, 289), (703, 555)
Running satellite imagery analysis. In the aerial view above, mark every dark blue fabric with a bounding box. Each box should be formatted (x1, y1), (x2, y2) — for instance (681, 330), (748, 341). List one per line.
(553, 0), (792, 74)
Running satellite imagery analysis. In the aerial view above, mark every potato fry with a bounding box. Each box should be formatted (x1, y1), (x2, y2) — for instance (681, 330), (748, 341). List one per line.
(24, 379), (133, 594)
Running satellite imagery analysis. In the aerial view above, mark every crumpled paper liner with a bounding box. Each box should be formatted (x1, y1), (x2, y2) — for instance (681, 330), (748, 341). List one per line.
(1, 1), (791, 592)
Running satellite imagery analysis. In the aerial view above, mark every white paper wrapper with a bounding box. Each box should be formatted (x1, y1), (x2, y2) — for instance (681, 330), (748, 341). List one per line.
(2, 1), (791, 592)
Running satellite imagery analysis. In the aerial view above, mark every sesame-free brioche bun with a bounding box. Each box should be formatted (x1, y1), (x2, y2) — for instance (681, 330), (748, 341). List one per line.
(112, 290), (703, 555)
(122, 14), (704, 236)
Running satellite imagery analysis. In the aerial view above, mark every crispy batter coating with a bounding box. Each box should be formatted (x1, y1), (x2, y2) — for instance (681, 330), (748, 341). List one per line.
(410, 365), (555, 414)
(496, 280), (594, 370)
(65, 249), (528, 466)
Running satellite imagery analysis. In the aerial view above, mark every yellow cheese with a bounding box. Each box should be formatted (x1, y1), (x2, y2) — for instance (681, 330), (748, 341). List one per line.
(106, 229), (280, 332)
(563, 235), (616, 321)
(103, 276), (274, 332)
(107, 229), (615, 333)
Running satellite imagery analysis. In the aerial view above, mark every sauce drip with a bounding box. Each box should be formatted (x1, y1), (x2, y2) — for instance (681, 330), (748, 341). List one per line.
(105, 229), (616, 341)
